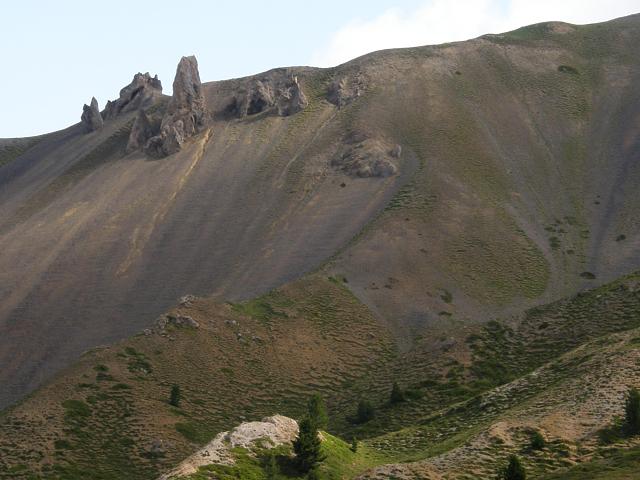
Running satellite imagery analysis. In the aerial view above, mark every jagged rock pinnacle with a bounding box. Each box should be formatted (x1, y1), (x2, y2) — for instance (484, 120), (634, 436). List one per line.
(144, 55), (207, 157)
(80, 97), (103, 133)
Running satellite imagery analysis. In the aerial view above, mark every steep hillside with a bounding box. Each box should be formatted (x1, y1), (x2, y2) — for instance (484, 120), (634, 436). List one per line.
(1, 15), (640, 411)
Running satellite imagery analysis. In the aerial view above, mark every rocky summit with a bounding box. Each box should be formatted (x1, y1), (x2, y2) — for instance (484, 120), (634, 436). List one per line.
(1, 12), (640, 480)
(103, 72), (163, 119)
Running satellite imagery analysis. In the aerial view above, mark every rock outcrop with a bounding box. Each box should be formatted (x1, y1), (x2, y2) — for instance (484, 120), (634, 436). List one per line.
(144, 56), (206, 157)
(332, 133), (399, 178)
(80, 97), (103, 133)
(327, 74), (366, 108)
(126, 110), (157, 153)
(103, 72), (162, 119)
(227, 72), (308, 118)
(159, 415), (298, 479)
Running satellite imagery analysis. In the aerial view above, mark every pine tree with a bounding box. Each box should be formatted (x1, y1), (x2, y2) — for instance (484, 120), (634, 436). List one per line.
(355, 399), (375, 424)
(390, 382), (405, 404)
(293, 417), (325, 473)
(350, 436), (359, 453)
(625, 386), (640, 435)
(306, 469), (321, 480)
(499, 455), (526, 480)
(263, 452), (278, 480)
(169, 385), (181, 407)
(307, 394), (328, 429)
(530, 431), (545, 450)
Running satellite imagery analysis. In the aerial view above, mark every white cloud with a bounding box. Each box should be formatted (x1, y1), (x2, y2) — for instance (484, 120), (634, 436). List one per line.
(312, 0), (640, 67)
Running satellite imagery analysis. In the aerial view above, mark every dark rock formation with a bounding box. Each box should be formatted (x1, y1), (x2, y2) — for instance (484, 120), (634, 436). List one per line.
(227, 73), (308, 118)
(126, 110), (157, 154)
(80, 97), (103, 133)
(144, 56), (206, 157)
(275, 75), (308, 116)
(103, 73), (162, 120)
(156, 314), (199, 331)
(332, 134), (398, 178)
(327, 74), (365, 108)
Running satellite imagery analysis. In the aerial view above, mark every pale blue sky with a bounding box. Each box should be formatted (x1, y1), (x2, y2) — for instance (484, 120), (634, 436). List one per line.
(2, 0), (637, 137)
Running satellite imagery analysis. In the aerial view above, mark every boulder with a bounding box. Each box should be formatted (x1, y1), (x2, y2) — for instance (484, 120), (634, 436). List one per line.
(158, 415), (299, 479)
(103, 72), (162, 119)
(80, 97), (103, 133)
(144, 56), (206, 157)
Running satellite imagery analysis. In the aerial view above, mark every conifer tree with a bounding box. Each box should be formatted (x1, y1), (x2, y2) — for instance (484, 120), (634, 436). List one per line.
(263, 452), (278, 480)
(169, 385), (181, 407)
(355, 399), (375, 424)
(390, 382), (405, 404)
(350, 436), (359, 453)
(530, 431), (545, 450)
(499, 455), (526, 480)
(293, 417), (325, 473)
(307, 394), (328, 429)
(625, 386), (640, 435)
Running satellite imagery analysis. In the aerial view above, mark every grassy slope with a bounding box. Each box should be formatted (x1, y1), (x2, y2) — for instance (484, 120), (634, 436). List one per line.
(181, 433), (382, 480)
(0, 276), (397, 479)
(542, 445), (640, 480)
(2, 269), (640, 479)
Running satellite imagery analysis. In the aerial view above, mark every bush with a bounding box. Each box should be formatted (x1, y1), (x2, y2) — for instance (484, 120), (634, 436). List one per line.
(390, 382), (405, 404)
(355, 400), (375, 424)
(170, 385), (181, 407)
(530, 431), (545, 450)
(625, 387), (640, 435)
(499, 455), (526, 480)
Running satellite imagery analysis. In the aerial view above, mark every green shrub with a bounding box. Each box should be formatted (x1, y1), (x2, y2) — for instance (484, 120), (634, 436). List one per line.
(558, 65), (579, 75)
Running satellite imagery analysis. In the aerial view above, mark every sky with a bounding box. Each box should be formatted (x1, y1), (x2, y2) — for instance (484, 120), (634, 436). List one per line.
(1, 0), (638, 137)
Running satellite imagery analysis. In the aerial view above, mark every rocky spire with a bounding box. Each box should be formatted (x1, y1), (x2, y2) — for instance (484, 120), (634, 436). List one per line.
(80, 97), (103, 133)
(144, 56), (207, 157)
(103, 72), (163, 120)
(164, 56), (206, 139)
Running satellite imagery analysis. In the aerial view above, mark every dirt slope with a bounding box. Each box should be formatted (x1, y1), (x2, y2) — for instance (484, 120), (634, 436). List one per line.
(1, 14), (640, 411)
